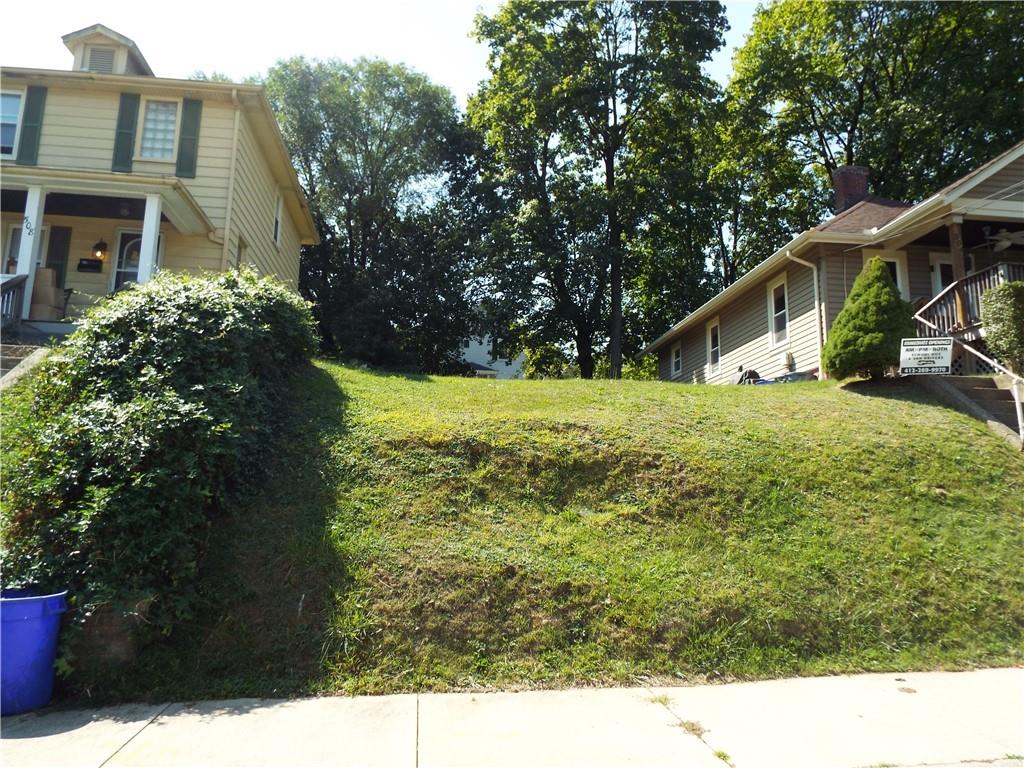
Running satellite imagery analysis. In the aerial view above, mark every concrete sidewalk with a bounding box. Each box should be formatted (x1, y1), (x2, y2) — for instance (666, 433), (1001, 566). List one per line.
(2, 668), (1021, 768)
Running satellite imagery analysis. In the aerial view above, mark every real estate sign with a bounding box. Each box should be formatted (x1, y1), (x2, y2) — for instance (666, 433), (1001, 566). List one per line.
(899, 337), (954, 375)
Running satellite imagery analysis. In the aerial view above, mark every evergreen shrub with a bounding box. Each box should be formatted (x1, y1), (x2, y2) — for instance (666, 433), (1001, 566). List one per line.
(981, 281), (1024, 374)
(822, 256), (914, 379)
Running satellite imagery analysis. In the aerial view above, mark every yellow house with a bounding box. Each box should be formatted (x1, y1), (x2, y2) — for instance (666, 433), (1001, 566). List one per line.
(0, 23), (317, 329)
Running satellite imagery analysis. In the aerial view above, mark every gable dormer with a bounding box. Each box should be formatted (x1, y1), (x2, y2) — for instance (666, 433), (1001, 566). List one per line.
(62, 24), (154, 77)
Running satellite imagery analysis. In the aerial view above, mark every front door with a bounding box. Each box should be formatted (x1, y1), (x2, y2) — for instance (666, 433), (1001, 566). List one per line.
(112, 232), (142, 291)
(929, 252), (955, 296)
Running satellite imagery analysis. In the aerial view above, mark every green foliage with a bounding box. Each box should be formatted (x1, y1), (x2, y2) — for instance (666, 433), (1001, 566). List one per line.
(1, 270), (317, 635)
(822, 257), (915, 379)
(264, 57), (474, 372)
(470, 0), (727, 377)
(730, 0), (1024, 203)
(523, 343), (578, 379)
(982, 281), (1024, 374)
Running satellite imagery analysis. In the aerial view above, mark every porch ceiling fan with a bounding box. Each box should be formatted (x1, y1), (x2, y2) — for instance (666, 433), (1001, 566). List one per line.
(986, 227), (1024, 252)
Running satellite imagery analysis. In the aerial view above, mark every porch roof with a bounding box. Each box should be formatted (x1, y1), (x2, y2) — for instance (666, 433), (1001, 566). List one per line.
(1, 165), (214, 235)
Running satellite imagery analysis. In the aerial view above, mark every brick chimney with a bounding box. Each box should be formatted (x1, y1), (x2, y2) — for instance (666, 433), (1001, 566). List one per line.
(831, 166), (870, 213)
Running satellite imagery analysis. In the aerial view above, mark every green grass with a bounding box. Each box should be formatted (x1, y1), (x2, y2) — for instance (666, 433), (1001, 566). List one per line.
(9, 361), (1023, 703)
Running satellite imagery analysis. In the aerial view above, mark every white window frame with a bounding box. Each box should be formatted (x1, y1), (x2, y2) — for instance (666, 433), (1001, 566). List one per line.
(110, 228), (165, 292)
(273, 194), (283, 245)
(3, 224), (49, 272)
(670, 342), (682, 378)
(766, 273), (789, 350)
(135, 96), (182, 163)
(706, 316), (721, 377)
(862, 249), (909, 301)
(0, 89), (26, 159)
(928, 251), (955, 296)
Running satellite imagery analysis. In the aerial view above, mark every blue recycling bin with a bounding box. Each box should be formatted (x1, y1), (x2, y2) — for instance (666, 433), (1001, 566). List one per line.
(1, 588), (68, 715)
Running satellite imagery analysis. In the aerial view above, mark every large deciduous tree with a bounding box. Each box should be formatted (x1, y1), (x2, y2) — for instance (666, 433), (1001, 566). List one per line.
(264, 57), (472, 369)
(730, 0), (1024, 204)
(472, 0), (726, 378)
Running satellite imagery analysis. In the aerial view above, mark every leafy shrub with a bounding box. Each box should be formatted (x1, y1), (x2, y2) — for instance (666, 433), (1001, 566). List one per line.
(822, 256), (915, 380)
(1, 269), (316, 635)
(981, 281), (1024, 374)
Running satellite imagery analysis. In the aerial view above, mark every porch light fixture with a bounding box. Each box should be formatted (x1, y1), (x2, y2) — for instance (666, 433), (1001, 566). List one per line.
(91, 239), (109, 260)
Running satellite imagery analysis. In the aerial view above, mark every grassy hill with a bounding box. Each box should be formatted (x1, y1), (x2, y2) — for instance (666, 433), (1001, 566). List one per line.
(58, 362), (1024, 701)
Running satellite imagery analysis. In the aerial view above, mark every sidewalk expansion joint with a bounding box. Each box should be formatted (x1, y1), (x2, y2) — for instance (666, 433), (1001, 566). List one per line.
(643, 684), (734, 768)
(96, 702), (172, 768)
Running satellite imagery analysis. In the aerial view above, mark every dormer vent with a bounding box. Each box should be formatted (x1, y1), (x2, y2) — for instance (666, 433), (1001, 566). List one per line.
(62, 24), (154, 77)
(86, 46), (116, 73)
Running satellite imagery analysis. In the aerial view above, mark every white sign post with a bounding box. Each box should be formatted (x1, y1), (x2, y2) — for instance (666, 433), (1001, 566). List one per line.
(899, 337), (954, 376)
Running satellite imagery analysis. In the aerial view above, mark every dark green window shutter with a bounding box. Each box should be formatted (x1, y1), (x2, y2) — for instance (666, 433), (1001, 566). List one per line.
(46, 226), (72, 290)
(175, 98), (202, 178)
(15, 86), (47, 166)
(112, 93), (140, 172)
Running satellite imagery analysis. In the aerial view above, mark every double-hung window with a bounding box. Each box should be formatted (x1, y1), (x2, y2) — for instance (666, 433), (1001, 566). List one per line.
(706, 318), (721, 376)
(140, 100), (178, 160)
(671, 343), (682, 377)
(767, 274), (788, 348)
(1, 91), (23, 157)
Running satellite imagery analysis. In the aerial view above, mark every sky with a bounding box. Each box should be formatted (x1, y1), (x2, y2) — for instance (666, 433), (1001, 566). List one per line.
(3, 1), (760, 106)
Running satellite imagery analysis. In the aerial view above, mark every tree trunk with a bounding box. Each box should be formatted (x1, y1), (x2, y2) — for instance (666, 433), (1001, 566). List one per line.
(606, 151), (623, 379)
(577, 329), (595, 379)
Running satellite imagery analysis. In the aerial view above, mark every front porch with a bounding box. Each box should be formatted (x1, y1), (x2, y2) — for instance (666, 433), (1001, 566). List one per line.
(1, 167), (216, 323)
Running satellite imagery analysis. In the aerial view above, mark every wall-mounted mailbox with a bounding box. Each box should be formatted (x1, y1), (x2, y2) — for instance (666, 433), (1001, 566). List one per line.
(77, 258), (103, 273)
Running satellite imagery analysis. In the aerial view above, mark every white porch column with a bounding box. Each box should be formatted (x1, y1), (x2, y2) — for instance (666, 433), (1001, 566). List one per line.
(16, 186), (46, 319)
(138, 194), (162, 284)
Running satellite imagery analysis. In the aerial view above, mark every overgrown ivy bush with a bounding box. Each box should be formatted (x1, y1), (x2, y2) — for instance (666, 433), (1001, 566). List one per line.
(1, 269), (316, 635)
(822, 256), (915, 380)
(981, 281), (1024, 374)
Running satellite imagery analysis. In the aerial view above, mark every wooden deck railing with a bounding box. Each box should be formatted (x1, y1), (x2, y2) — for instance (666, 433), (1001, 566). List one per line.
(0, 274), (28, 331)
(915, 262), (1024, 338)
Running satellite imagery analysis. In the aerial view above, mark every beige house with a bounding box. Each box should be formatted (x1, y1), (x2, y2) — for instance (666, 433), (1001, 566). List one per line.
(644, 141), (1024, 383)
(0, 24), (317, 328)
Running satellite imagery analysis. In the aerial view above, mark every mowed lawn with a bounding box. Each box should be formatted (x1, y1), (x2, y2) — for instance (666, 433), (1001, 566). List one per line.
(55, 361), (1024, 701)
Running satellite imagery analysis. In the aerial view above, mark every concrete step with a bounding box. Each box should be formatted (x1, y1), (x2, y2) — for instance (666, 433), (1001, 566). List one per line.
(961, 387), (1014, 402)
(0, 343), (42, 380)
(947, 375), (998, 390)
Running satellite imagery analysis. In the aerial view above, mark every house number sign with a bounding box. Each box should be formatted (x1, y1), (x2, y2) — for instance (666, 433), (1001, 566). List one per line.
(899, 337), (954, 376)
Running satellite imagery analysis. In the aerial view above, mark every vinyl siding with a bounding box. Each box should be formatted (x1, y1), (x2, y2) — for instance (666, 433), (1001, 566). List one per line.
(657, 346), (671, 380)
(227, 112), (300, 289)
(967, 156), (1024, 201)
(822, 244), (861, 331)
(905, 247), (932, 301)
(662, 261), (821, 383)
(177, 100), (234, 230)
(34, 87), (120, 170)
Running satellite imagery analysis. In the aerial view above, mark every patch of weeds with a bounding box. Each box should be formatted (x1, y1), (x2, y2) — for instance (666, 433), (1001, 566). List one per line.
(680, 720), (706, 738)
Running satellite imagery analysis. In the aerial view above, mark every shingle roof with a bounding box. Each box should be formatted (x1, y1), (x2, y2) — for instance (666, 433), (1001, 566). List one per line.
(817, 195), (912, 233)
